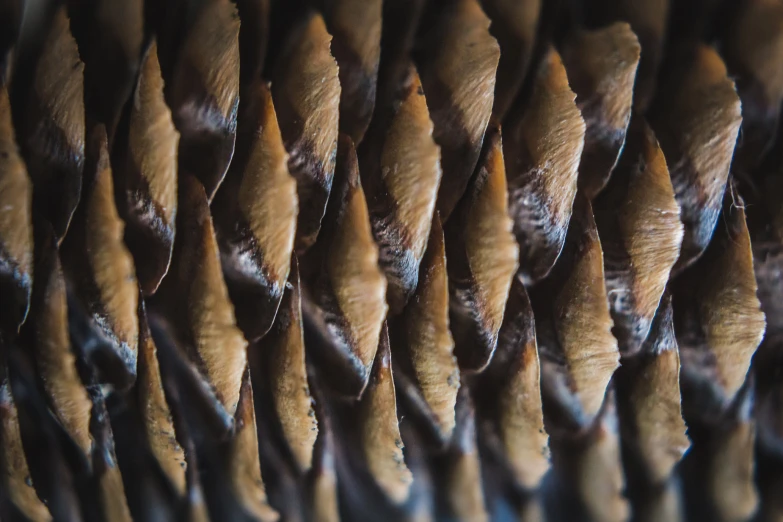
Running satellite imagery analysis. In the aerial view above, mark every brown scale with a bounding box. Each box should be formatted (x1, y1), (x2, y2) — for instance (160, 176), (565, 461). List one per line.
(358, 324), (412, 505)
(476, 278), (549, 491)
(649, 44), (742, 272)
(414, 0), (500, 221)
(594, 118), (683, 355)
(588, 0), (670, 112)
(533, 193), (619, 428)
(360, 65), (442, 315)
(323, 0), (382, 145)
(212, 81), (298, 341)
(266, 257), (318, 473)
(0, 357), (52, 522)
(136, 305), (187, 497)
(155, 174), (247, 425)
(0, 82), (33, 333)
(302, 135), (387, 396)
(614, 295), (689, 514)
(392, 214), (460, 445)
(481, 0), (542, 121)
(272, 11), (341, 253)
(114, 40), (179, 297)
(724, 0), (783, 174)
(561, 22), (640, 199)
(549, 394), (630, 522)
(168, 0), (240, 201)
(61, 125), (139, 390)
(444, 125), (518, 372)
(20, 7), (85, 242)
(434, 386), (488, 522)
(504, 46), (586, 283)
(226, 369), (279, 522)
(27, 225), (92, 461)
(675, 186), (766, 415)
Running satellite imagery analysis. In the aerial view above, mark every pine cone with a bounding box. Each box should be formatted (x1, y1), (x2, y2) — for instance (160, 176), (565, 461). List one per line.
(0, 1), (781, 521)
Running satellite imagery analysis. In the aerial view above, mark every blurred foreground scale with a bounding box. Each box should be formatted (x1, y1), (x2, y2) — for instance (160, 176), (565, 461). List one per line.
(1, 0), (782, 520)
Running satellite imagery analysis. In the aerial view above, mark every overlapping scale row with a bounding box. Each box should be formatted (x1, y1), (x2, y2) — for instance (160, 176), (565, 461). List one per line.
(0, 1), (780, 521)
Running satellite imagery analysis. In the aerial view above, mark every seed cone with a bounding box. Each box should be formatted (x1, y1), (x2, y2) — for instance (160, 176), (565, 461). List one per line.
(0, 83), (33, 333)
(2, 1), (783, 520)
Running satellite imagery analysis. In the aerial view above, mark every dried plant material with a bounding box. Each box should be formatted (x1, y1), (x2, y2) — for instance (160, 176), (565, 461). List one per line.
(537, 194), (619, 426)
(707, 420), (759, 522)
(679, 188), (766, 407)
(0, 368), (52, 522)
(481, 0), (541, 120)
(594, 119), (683, 354)
(227, 370), (278, 522)
(268, 258), (317, 471)
(29, 228), (92, 459)
(64, 126), (139, 384)
(442, 388), (488, 522)
(169, 0), (240, 200)
(572, 403), (630, 522)
(308, 136), (387, 391)
(399, 215), (459, 441)
(90, 393), (133, 522)
(23, 7), (84, 241)
(445, 126), (518, 371)
(236, 0), (270, 87)
(308, 423), (340, 522)
(591, 0), (669, 111)
(480, 278), (549, 489)
(76, 0), (144, 137)
(725, 0), (783, 170)
(324, 0), (382, 144)
(505, 47), (586, 283)
(163, 175), (248, 418)
(213, 82), (297, 341)
(118, 41), (179, 296)
(359, 326), (412, 504)
(562, 23), (641, 199)
(0, 84), (33, 332)
(367, 66), (441, 313)
(137, 308), (186, 496)
(415, 0), (499, 220)
(649, 45), (741, 271)
(273, 12), (340, 252)
(616, 295), (689, 485)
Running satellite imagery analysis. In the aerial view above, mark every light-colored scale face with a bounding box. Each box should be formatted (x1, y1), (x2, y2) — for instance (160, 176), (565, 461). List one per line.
(699, 202), (766, 403)
(379, 67), (441, 284)
(360, 334), (412, 505)
(36, 247), (93, 459)
(422, 0), (499, 220)
(33, 8), (85, 161)
(237, 86), (297, 293)
(326, 144), (388, 378)
(554, 199), (619, 424)
(183, 180), (247, 417)
(0, 380), (53, 522)
(85, 132), (139, 364)
(268, 262), (318, 471)
(137, 318), (187, 496)
(227, 372), (278, 522)
(405, 216), (459, 440)
(508, 46), (586, 282)
(464, 131), (518, 343)
(0, 85), (32, 285)
(130, 41), (179, 234)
